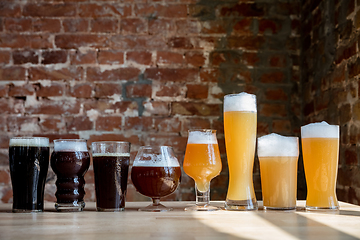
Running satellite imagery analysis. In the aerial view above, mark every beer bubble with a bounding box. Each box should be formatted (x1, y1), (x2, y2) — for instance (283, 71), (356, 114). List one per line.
(257, 133), (299, 157)
(301, 121), (339, 139)
(54, 140), (87, 152)
(187, 130), (217, 144)
(10, 137), (49, 147)
(224, 92), (257, 113)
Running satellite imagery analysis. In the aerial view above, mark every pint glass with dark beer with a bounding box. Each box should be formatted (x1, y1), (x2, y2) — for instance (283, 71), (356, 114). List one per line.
(51, 139), (90, 212)
(92, 141), (130, 211)
(9, 137), (49, 212)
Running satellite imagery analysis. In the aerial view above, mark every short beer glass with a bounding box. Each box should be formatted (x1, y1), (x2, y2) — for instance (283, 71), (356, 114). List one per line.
(9, 137), (49, 212)
(258, 134), (299, 210)
(301, 121), (339, 210)
(51, 139), (90, 212)
(92, 141), (130, 212)
(183, 129), (222, 211)
(224, 92), (258, 210)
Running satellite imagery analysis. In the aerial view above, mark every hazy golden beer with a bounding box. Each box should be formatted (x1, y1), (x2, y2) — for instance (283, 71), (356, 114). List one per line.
(258, 134), (299, 210)
(301, 122), (339, 210)
(224, 93), (257, 210)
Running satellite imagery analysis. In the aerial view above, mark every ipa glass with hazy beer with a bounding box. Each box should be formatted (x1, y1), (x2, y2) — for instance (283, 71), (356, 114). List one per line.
(258, 134), (299, 210)
(301, 121), (339, 210)
(183, 129), (222, 211)
(224, 92), (258, 210)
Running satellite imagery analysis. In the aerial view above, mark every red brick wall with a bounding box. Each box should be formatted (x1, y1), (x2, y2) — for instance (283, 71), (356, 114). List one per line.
(0, 0), (301, 204)
(301, 0), (360, 205)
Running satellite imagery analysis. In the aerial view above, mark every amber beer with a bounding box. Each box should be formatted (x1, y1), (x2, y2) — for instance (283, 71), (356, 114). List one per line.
(301, 122), (339, 210)
(224, 92), (257, 210)
(258, 134), (299, 210)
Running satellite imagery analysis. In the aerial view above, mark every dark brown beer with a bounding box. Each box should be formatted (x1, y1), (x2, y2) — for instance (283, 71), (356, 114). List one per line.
(9, 140), (49, 212)
(93, 154), (130, 210)
(131, 166), (181, 198)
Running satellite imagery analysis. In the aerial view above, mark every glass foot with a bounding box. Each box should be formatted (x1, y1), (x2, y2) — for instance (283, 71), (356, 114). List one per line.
(55, 201), (85, 212)
(138, 202), (173, 212)
(185, 205), (220, 211)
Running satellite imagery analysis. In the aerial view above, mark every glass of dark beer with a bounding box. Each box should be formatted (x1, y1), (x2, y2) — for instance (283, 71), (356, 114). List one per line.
(9, 137), (50, 213)
(51, 139), (90, 212)
(92, 141), (130, 212)
(131, 146), (181, 212)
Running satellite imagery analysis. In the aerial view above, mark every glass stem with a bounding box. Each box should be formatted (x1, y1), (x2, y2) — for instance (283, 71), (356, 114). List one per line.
(152, 198), (160, 206)
(195, 183), (210, 207)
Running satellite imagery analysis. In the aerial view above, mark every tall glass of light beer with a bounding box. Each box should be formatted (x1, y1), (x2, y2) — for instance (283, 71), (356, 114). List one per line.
(258, 134), (299, 210)
(224, 92), (258, 210)
(301, 121), (339, 210)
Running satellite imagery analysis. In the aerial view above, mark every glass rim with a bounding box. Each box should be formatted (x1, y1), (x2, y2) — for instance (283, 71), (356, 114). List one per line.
(10, 136), (49, 140)
(53, 139), (86, 143)
(188, 129), (216, 133)
(92, 141), (130, 145)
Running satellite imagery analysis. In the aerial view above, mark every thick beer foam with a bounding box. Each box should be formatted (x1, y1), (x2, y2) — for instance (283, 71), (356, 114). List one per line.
(257, 133), (299, 157)
(224, 92), (257, 112)
(9, 137), (49, 147)
(54, 140), (87, 152)
(187, 130), (217, 144)
(133, 146), (180, 167)
(92, 152), (130, 157)
(301, 121), (339, 139)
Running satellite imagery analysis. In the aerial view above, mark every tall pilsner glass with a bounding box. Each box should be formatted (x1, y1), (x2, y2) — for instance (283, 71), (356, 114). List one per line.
(224, 92), (258, 211)
(301, 121), (339, 210)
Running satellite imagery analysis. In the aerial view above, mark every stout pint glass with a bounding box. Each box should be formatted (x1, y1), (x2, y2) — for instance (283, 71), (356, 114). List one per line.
(224, 92), (258, 210)
(301, 121), (339, 210)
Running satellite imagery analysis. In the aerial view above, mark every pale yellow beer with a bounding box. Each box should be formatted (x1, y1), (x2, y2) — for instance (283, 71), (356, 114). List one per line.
(301, 122), (339, 210)
(224, 93), (257, 210)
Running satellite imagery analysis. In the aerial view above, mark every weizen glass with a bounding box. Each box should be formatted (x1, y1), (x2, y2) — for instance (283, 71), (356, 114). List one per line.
(9, 137), (49, 212)
(224, 92), (258, 211)
(92, 141), (130, 212)
(301, 121), (339, 210)
(131, 146), (181, 212)
(51, 139), (90, 212)
(183, 129), (222, 211)
(258, 134), (299, 210)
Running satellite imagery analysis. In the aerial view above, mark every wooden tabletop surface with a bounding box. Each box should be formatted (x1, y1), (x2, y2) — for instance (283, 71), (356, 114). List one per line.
(0, 201), (359, 240)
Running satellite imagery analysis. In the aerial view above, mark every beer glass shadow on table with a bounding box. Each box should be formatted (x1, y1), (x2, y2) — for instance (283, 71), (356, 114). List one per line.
(224, 92), (258, 211)
(301, 121), (339, 211)
(51, 139), (90, 212)
(183, 129), (222, 211)
(131, 146), (181, 212)
(92, 141), (130, 212)
(257, 134), (299, 210)
(9, 137), (49, 213)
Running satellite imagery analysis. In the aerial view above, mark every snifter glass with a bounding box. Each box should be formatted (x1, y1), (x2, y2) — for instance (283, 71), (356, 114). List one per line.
(131, 146), (181, 212)
(183, 129), (222, 211)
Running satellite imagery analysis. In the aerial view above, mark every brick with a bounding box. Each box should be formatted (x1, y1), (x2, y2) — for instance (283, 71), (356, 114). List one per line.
(29, 67), (83, 81)
(0, 67), (26, 81)
(96, 116), (122, 131)
(157, 51), (183, 65)
(0, 34), (29, 48)
(66, 116), (93, 131)
(39, 117), (64, 132)
(70, 50), (96, 65)
(226, 36), (265, 50)
(315, 90), (330, 112)
(232, 18), (253, 35)
(272, 119), (291, 134)
(186, 84), (208, 99)
(257, 121), (270, 137)
(68, 83), (92, 98)
(13, 50), (39, 65)
(218, 3), (265, 17)
(0, 99), (12, 114)
(259, 103), (287, 117)
(7, 116), (40, 132)
(1, 187), (12, 203)
(126, 84), (152, 98)
(243, 52), (259, 66)
(121, 18), (147, 34)
(30, 34), (53, 49)
(154, 84), (183, 97)
(87, 67), (140, 81)
(63, 18), (89, 32)
(41, 50), (67, 64)
(335, 42), (356, 64)
(88, 134), (140, 146)
(34, 19), (61, 33)
(98, 50), (124, 65)
(0, 85), (8, 97)
(4, 18), (32, 32)
(23, 3), (76, 17)
(145, 68), (198, 82)
(0, 51), (10, 64)
(345, 147), (358, 165)
(354, 101), (360, 121)
(168, 37), (194, 49)
(340, 103), (351, 124)
(182, 117), (210, 132)
(200, 20), (227, 34)
(126, 51), (152, 65)
(135, 4), (187, 18)
(143, 101), (169, 116)
(124, 117), (153, 131)
(79, 3), (131, 18)
(155, 117), (181, 132)
(55, 34), (109, 49)
(8, 84), (35, 97)
(265, 88), (288, 101)
(36, 134), (80, 143)
(0, 3), (21, 17)
(148, 135), (187, 152)
(175, 20), (200, 35)
(26, 99), (81, 115)
(94, 83), (122, 98)
(171, 102), (221, 116)
(185, 51), (205, 67)
(209, 51), (243, 67)
(110, 35), (166, 50)
(91, 18), (119, 33)
(200, 68), (220, 83)
(269, 54), (287, 68)
(84, 100), (138, 114)
(35, 83), (64, 97)
(0, 170), (10, 184)
(349, 124), (360, 145)
(260, 71), (285, 83)
(149, 19), (174, 35)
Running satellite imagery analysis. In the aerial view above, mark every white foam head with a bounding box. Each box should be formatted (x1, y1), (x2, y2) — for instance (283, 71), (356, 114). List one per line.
(187, 130), (217, 144)
(92, 152), (130, 157)
(301, 121), (339, 139)
(54, 139), (88, 152)
(257, 133), (299, 157)
(224, 92), (257, 112)
(9, 137), (49, 147)
(133, 146), (180, 167)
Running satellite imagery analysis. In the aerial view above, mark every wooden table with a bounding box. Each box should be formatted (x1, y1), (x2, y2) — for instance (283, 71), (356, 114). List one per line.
(0, 201), (359, 240)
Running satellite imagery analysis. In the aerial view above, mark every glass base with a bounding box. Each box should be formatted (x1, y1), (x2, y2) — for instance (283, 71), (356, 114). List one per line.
(225, 198), (258, 211)
(12, 209), (43, 213)
(264, 206), (296, 211)
(305, 205), (339, 211)
(55, 201), (85, 212)
(185, 205), (220, 211)
(97, 207), (125, 212)
(138, 202), (172, 212)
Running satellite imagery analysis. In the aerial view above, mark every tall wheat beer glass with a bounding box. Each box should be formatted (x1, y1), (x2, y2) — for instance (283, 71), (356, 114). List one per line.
(224, 92), (258, 210)
(301, 121), (339, 210)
